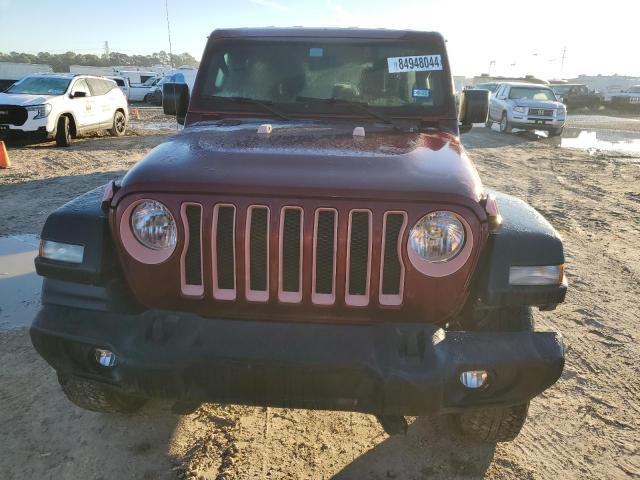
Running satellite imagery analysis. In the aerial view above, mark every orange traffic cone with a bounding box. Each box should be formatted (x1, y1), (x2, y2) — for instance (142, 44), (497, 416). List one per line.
(0, 141), (10, 169)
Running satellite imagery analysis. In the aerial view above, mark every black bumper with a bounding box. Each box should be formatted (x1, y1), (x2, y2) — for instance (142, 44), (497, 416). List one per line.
(0, 127), (49, 142)
(31, 305), (565, 415)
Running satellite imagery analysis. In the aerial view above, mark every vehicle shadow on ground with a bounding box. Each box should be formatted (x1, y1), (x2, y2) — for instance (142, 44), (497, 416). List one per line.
(334, 415), (496, 479)
(4, 132), (171, 152)
(0, 329), (182, 480)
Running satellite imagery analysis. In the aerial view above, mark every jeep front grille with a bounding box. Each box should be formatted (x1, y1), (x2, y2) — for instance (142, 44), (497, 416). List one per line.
(179, 203), (407, 306)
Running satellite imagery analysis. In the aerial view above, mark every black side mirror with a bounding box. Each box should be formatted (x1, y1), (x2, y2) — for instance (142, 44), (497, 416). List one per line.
(163, 83), (190, 125)
(458, 89), (489, 134)
(71, 91), (87, 99)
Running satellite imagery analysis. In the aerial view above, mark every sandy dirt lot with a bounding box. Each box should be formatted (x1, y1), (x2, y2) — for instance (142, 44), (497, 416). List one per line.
(1, 111), (639, 479)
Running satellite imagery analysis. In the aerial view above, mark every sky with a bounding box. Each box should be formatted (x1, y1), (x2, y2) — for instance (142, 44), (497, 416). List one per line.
(0, 0), (638, 79)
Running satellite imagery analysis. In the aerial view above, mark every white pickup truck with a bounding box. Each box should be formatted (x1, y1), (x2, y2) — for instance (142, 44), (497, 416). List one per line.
(128, 76), (161, 102)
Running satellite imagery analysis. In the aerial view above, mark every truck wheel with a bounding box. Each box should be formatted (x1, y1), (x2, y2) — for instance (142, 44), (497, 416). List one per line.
(499, 112), (512, 133)
(549, 127), (564, 137)
(57, 372), (146, 414)
(55, 116), (71, 147)
(451, 306), (532, 442)
(109, 111), (127, 137)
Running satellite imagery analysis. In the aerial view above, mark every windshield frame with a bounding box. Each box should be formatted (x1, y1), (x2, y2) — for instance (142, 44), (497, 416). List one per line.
(190, 36), (457, 122)
(5, 75), (72, 96)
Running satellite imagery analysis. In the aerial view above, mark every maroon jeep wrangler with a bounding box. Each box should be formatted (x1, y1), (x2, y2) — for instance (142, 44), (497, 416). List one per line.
(31, 29), (566, 443)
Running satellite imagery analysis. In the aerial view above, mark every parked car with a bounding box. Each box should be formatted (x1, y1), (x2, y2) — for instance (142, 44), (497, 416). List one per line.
(611, 85), (640, 110)
(0, 73), (128, 146)
(145, 75), (172, 105)
(148, 70), (198, 105)
(549, 83), (601, 109)
(106, 75), (130, 100)
(31, 28), (566, 444)
(487, 82), (566, 136)
(128, 76), (160, 102)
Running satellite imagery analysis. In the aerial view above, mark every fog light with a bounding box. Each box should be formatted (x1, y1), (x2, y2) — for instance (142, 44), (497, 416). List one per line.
(460, 370), (488, 389)
(95, 349), (117, 367)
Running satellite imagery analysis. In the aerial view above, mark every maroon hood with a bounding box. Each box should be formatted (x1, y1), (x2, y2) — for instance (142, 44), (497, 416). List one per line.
(116, 121), (483, 206)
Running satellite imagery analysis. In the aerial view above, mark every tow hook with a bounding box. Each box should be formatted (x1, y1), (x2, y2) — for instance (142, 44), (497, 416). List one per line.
(375, 415), (409, 436)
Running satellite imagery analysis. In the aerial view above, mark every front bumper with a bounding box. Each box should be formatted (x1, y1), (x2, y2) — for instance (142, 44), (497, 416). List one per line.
(31, 305), (565, 415)
(0, 126), (50, 141)
(510, 115), (565, 131)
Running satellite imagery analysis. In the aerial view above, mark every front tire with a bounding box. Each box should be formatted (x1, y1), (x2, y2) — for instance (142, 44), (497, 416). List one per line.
(55, 115), (71, 147)
(57, 372), (146, 413)
(549, 127), (564, 137)
(109, 110), (127, 137)
(451, 306), (532, 442)
(499, 112), (512, 133)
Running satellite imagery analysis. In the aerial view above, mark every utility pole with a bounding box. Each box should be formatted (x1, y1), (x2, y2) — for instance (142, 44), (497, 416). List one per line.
(488, 60), (496, 77)
(165, 0), (174, 69)
(560, 46), (567, 79)
(104, 41), (110, 60)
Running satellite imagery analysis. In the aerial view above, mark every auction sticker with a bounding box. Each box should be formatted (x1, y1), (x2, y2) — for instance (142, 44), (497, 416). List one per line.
(387, 55), (442, 73)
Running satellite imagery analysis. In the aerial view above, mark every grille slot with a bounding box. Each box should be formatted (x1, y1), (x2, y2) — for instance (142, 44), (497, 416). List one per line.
(180, 203), (204, 297)
(313, 209), (337, 304)
(279, 207), (303, 302)
(380, 212), (407, 305)
(246, 206), (269, 301)
(212, 204), (236, 300)
(346, 210), (372, 306)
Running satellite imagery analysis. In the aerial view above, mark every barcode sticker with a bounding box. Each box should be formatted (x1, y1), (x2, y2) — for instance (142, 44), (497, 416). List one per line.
(387, 55), (442, 73)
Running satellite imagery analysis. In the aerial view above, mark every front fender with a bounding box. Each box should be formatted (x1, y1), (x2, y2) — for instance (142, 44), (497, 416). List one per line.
(473, 190), (567, 309)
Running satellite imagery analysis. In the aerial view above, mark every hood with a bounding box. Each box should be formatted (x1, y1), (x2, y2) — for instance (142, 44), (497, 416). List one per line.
(0, 92), (57, 106)
(117, 121), (484, 205)
(513, 98), (563, 109)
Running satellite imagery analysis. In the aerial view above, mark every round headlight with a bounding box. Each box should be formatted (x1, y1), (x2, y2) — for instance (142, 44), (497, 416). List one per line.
(408, 211), (465, 263)
(130, 200), (177, 250)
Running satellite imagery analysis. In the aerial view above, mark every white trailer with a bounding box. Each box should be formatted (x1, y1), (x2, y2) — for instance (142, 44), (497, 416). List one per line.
(0, 62), (53, 90)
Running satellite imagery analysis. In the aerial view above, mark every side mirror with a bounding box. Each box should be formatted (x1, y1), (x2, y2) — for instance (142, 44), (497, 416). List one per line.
(71, 91), (87, 99)
(458, 89), (489, 134)
(163, 83), (190, 125)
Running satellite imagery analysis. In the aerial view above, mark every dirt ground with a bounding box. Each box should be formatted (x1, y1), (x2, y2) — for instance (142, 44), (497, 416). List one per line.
(1, 110), (639, 479)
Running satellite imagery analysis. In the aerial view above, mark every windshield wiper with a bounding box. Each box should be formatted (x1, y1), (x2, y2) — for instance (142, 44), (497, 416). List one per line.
(295, 96), (399, 128)
(214, 96), (291, 121)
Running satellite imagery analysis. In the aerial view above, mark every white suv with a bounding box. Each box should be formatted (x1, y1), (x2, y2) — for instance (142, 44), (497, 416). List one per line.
(487, 82), (566, 136)
(0, 73), (129, 146)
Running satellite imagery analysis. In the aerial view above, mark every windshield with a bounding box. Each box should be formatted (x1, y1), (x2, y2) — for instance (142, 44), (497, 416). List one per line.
(551, 85), (571, 94)
(509, 87), (556, 101)
(196, 38), (452, 118)
(142, 77), (158, 86)
(6, 76), (71, 95)
(629, 86), (640, 93)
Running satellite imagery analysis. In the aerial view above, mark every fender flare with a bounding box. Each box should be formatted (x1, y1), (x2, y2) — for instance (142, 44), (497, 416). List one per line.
(472, 190), (566, 309)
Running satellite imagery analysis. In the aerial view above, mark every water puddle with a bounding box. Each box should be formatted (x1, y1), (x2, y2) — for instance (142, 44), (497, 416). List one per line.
(560, 128), (640, 155)
(0, 235), (41, 330)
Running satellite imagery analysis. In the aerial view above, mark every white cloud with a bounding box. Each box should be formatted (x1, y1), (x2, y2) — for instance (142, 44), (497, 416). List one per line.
(250, 0), (288, 11)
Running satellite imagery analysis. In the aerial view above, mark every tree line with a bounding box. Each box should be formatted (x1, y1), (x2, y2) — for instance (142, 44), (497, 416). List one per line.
(0, 51), (199, 72)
